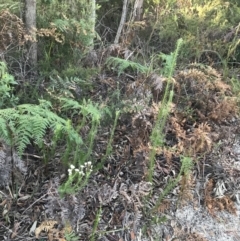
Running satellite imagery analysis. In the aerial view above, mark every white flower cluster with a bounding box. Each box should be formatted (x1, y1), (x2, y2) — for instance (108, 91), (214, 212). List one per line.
(68, 162), (93, 176)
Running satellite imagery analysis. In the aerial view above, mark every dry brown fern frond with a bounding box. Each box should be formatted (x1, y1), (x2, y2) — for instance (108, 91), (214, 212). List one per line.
(37, 26), (64, 43)
(130, 102), (160, 152)
(149, 73), (167, 102)
(35, 220), (58, 239)
(217, 196), (237, 214)
(204, 179), (237, 216)
(178, 68), (207, 83)
(213, 79), (231, 93)
(186, 64), (221, 80)
(0, 10), (28, 51)
(204, 178), (215, 215)
(188, 123), (212, 154)
(170, 116), (187, 141)
(156, 199), (170, 213)
(35, 219), (73, 241)
(162, 147), (175, 164)
(168, 116), (187, 154)
(209, 97), (238, 122)
(203, 65), (221, 79)
(126, 76), (152, 100)
(176, 68), (210, 93)
(174, 65), (236, 125)
(168, 117), (212, 156)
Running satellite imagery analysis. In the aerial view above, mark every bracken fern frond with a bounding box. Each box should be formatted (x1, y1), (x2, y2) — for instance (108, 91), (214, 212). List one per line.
(0, 101), (82, 156)
(106, 57), (148, 76)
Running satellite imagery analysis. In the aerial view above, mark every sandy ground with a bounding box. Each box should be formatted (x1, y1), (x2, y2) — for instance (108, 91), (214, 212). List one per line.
(174, 203), (240, 241)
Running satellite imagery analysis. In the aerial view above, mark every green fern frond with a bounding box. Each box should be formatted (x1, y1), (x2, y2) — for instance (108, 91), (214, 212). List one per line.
(160, 38), (183, 78)
(0, 102), (82, 156)
(60, 97), (81, 110)
(52, 18), (70, 32)
(60, 98), (103, 122)
(106, 57), (148, 76)
(31, 115), (49, 144)
(82, 100), (101, 122)
(0, 117), (12, 145)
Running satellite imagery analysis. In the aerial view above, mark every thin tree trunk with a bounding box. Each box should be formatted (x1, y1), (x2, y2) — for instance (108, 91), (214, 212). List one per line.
(88, 0), (96, 48)
(133, 0), (144, 21)
(114, 0), (128, 44)
(25, 0), (37, 68)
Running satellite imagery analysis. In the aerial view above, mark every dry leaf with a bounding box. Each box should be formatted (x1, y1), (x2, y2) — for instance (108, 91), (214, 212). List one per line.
(29, 221), (37, 235)
(130, 230), (135, 240)
(35, 220), (58, 238)
(11, 222), (20, 239)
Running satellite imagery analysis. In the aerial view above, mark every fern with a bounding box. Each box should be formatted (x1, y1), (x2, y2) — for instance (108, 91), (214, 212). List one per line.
(148, 39), (183, 182)
(106, 57), (149, 76)
(64, 231), (79, 241)
(53, 18), (70, 32)
(48, 75), (91, 99)
(0, 100), (82, 156)
(60, 97), (103, 122)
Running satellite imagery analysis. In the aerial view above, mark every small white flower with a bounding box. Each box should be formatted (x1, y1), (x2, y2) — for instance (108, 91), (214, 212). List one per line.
(79, 171), (85, 176)
(70, 164), (75, 169)
(87, 161), (92, 165)
(68, 169), (72, 175)
(75, 168), (80, 172)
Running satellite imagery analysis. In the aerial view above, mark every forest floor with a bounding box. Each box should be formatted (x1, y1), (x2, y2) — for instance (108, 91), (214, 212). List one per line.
(1, 63), (240, 241)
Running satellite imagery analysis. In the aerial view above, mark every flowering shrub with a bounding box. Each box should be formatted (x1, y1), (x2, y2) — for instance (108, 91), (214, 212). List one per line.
(59, 162), (93, 197)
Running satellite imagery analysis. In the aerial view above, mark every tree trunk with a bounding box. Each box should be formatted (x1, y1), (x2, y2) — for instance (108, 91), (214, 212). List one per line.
(114, 0), (128, 44)
(133, 0), (144, 21)
(88, 0), (96, 48)
(25, 0), (37, 68)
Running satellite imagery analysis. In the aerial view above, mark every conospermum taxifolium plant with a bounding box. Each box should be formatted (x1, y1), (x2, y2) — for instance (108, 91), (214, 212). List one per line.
(58, 162), (93, 197)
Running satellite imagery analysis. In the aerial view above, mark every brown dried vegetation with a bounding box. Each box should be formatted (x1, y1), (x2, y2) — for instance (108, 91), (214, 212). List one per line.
(0, 10), (27, 52)
(0, 10), (64, 55)
(204, 179), (237, 216)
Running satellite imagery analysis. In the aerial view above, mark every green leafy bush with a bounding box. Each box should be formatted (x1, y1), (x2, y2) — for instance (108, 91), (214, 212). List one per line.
(0, 62), (18, 108)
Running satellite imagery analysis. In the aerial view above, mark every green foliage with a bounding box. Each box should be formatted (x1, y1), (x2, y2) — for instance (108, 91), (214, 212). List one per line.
(106, 57), (149, 76)
(90, 206), (102, 241)
(58, 97), (113, 166)
(0, 62), (18, 108)
(0, 99), (82, 156)
(141, 0), (240, 63)
(64, 230), (79, 241)
(94, 110), (120, 171)
(58, 162), (92, 197)
(160, 38), (183, 78)
(59, 98), (103, 122)
(229, 76), (240, 106)
(61, 65), (99, 80)
(151, 156), (193, 213)
(47, 75), (93, 99)
(148, 38), (183, 182)
(37, 0), (98, 73)
(0, 1), (20, 12)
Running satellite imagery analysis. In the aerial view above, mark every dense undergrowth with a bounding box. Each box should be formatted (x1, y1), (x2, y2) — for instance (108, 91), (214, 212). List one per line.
(0, 0), (240, 240)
